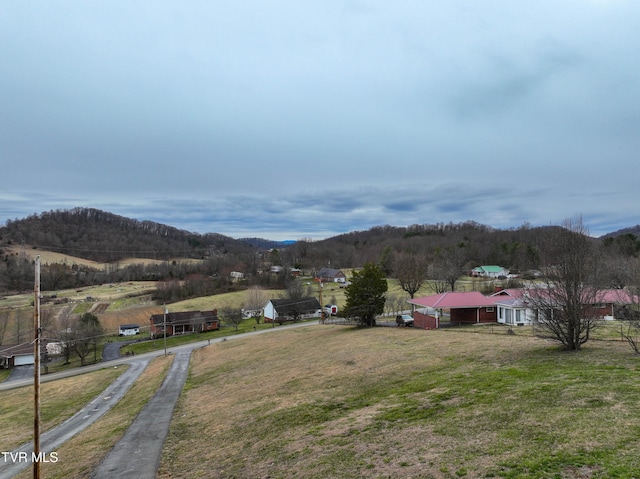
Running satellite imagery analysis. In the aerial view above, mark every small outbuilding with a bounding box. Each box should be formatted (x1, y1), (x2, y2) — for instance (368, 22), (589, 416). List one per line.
(119, 324), (140, 336)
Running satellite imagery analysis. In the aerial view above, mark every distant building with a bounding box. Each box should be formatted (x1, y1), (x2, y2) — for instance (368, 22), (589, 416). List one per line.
(229, 271), (245, 282)
(315, 268), (347, 283)
(0, 343), (35, 369)
(263, 297), (322, 323)
(119, 324), (140, 336)
(471, 265), (509, 278)
(149, 310), (219, 338)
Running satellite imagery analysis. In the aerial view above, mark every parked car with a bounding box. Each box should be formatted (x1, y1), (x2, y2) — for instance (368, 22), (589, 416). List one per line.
(396, 314), (414, 327)
(324, 304), (338, 316)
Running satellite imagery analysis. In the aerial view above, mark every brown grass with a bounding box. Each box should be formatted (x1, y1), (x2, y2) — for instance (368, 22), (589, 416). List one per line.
(0, 367), (125, 451)
(156, 327), (488, 478)
(4, 244), (203, 269)
(157, 326), (640, 478)
(98, 305), (164, 334)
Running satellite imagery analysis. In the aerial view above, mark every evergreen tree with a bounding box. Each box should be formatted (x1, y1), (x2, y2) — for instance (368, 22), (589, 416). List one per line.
(344, 263), (388, 327)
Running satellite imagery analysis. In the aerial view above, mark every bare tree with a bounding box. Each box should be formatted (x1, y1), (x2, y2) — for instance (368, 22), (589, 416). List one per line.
(13, 308), (32, 344)
(428, 247), (464, 293)
(285, 279), (305, 301)
(393, 252), (428, 299)
(57, 309), (76, 365)
(384, 293), (398, 317)
(42, 263), (74, 290)
(73, 313), (105, 366)
(39, 307), (56, 336)
(220, 307), (244, 331)
(620, 258), (640, 353)
(244, 286), (267, 324)
(0, 309), (9, 345)
(526, 216), (602, 351)
(426, 264), (451, 294)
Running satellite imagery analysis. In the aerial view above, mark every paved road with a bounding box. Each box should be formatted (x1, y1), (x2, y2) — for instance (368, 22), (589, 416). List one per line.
(5, 365), (33, 382)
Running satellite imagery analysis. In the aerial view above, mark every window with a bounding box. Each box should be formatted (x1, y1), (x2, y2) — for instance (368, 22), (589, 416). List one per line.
(486, 307), (495, 313)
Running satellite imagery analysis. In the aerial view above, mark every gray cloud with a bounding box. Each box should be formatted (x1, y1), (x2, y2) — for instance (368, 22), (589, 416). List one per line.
(1, 1), (639, 240)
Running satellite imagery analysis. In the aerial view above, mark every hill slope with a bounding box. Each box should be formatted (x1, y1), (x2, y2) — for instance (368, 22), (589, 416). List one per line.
(158, 326), (640, 478)
(0, 208), (253, 262)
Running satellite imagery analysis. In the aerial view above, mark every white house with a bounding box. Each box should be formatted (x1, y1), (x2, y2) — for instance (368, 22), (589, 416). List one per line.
(494, 297), (536, 326)
(241, 308), (263, 320)
(229, 271), (245, 282)
(263, 297), (322, 323)
(491, 288), (637, 326)
(471, 265), (510, 278)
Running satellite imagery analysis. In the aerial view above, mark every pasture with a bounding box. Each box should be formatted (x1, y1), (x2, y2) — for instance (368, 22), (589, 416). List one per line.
(156, 325), (640, 478)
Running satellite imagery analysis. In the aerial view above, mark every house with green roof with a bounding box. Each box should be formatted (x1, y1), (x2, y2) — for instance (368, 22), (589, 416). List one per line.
(470, 265), (509, 278)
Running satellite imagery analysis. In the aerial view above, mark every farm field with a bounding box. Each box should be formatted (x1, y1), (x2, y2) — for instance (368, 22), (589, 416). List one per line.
(3, 244), (204, 269)
(0, 281), (157, 310)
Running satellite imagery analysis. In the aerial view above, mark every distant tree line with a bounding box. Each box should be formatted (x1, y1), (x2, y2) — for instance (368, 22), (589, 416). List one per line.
(1, 209), (640, 302)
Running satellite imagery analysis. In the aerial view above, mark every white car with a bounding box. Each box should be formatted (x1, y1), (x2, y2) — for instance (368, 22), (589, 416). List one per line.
(396, 314), (414, 327)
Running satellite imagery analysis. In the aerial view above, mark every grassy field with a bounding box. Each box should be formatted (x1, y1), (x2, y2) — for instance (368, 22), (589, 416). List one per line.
(156, 325), (640, 479)
(0, 366), (126, 451)
(4, 323), (640, 477)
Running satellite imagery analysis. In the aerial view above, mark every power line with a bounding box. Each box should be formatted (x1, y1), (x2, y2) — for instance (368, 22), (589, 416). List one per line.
(10, 244), (212, 256)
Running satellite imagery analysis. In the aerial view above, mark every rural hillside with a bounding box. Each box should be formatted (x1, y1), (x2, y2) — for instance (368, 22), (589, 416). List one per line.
(1, 208), (639, 295)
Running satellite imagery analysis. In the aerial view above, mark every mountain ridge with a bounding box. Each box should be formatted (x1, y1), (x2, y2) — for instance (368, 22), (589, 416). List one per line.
(1, 208), (637, 265)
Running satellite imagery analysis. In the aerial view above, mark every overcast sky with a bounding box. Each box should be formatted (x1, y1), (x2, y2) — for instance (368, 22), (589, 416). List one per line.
(1, 1), (639, 240)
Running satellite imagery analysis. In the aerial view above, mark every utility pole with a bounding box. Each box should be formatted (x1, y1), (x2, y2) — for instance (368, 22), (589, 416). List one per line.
(319, 281), (325, 324)
(33, 255), (41, 479)
(163, 305), (168, 356)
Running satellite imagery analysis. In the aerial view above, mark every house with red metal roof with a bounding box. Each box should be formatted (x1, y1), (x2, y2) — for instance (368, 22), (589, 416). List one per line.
(491, 288), (637, 327)
(491, 289), (533, 326)
(407, 291), (498, 329)
(408, 288), (637, 329)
